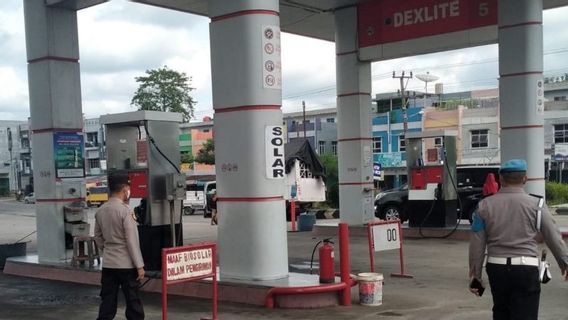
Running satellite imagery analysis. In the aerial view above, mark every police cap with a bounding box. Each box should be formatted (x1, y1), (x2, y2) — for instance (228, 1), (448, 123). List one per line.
(499, 159), (527, 173)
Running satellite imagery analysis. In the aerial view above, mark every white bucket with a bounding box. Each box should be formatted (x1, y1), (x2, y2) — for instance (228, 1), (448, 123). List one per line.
(357, 272), (384, 306)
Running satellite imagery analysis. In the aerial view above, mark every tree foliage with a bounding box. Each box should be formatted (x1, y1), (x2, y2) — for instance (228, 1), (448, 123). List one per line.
(131, 66), (196, 122)
(320, 153), (339, 208)
(181, 152), (194, 164)
(195, 139), (215, 165)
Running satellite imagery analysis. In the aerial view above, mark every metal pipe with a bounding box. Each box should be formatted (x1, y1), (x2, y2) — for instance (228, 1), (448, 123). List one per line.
(265, 283), (348, 309)
(338, 222), (351, 306)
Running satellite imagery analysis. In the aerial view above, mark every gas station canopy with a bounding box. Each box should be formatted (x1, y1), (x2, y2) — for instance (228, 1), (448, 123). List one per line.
(132, 0), (568, 42)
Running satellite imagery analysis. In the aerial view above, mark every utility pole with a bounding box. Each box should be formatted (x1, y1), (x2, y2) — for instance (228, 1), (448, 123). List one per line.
(302, 100), (307, 139)
(393, 71), (413, 135)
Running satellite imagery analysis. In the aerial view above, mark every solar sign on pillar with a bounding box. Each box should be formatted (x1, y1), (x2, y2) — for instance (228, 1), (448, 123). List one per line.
(209, 0), (288, 281)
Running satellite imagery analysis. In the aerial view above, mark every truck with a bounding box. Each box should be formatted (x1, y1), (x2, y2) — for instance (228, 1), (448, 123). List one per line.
(183, 180), (216, 216)
(86, 186), (109, 207)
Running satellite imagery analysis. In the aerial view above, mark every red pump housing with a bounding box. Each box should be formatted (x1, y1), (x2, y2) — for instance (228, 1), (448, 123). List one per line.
(319, 239), (335, 283)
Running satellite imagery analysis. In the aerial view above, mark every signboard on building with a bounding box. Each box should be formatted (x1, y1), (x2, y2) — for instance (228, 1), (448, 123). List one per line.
(53, 132), (84, 178)
(265, 126), (285, 179)
(375, 152), (404, 168)
(262, 25), (282, 89)
(373, 162), (383, 181)
(357, 0), (498, 61)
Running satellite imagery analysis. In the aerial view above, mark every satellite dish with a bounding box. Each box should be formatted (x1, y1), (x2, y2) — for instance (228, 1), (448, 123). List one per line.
(415, 72), (439, 94)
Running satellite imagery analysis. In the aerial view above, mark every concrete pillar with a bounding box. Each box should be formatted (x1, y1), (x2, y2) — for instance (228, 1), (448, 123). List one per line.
(23, 1), (85, 262)
(335, 7), (375, 225)
(209, 0), (288, 280)
(499, 0), (545, 196)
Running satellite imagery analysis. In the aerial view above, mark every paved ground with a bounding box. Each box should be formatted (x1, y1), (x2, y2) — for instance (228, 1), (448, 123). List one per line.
(1, 198), (568, 319)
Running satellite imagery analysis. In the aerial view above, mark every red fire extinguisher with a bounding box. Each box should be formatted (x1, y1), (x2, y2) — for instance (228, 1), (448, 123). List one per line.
(319, 238), (335, 283)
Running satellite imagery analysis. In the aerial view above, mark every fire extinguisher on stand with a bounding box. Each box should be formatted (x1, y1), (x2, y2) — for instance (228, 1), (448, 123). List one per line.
(310, 238), (335, 284)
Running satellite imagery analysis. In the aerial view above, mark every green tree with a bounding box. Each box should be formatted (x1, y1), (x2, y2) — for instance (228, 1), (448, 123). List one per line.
(320, 153), (339, 208)
(131, 66), (196, 122)
(181, 152), (194, 164)
(195, 139), (215, 165)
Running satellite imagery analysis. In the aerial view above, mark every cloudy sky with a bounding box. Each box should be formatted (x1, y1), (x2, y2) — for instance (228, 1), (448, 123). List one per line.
(1, 1), (568, 121)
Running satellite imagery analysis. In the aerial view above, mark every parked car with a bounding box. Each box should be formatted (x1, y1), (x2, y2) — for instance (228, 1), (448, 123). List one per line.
(23, 192), (35, 204)
(374, 166), (500, 222)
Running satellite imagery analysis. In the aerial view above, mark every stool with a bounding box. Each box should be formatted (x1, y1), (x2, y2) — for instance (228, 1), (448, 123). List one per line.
(72, 236), (101, 268)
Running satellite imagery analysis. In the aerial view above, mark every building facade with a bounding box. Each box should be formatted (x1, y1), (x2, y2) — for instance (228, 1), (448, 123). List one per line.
(0, 120), (27, 195)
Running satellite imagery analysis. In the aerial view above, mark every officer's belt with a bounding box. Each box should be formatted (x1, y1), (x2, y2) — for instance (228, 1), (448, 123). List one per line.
(487, 256), (539, 267)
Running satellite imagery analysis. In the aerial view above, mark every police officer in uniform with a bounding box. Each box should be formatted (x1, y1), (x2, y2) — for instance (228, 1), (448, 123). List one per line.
(469, 159), (568, 319)
(94, 173), (145, 320)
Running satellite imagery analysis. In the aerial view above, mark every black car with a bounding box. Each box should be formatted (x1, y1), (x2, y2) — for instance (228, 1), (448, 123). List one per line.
(374, 166), (500, 222)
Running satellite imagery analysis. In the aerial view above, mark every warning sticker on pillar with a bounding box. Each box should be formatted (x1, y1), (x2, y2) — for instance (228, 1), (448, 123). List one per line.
(266, 126), (285, 179)
(536, 79), (544, 115)
(262, 25), (282, 89)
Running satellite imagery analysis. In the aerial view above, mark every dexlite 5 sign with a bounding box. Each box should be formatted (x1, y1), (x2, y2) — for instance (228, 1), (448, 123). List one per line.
(358, 0), (498, 61)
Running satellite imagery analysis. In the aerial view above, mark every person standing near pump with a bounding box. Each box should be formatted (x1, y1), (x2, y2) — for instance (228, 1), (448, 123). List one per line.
(469, 159), (568, 320)
(210, 190), (218, 225)
(94, 173), (145, 320)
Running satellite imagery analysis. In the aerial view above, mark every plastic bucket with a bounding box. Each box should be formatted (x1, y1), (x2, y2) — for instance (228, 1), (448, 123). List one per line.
(358, 272), (384, 306)
(297, 214), (316, 232)
(0, 242), (27, 270)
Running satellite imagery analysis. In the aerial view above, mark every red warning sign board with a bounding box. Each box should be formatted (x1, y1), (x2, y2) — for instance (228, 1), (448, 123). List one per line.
(358, 0), (497, 48)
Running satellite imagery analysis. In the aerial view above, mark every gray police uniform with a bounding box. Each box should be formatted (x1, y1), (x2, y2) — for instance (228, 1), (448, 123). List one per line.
(469, 187), (568, 320)
(94, 197), (145, 320)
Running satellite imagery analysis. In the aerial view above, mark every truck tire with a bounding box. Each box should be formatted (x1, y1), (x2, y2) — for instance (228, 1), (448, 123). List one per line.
(183, 207), (195, 216)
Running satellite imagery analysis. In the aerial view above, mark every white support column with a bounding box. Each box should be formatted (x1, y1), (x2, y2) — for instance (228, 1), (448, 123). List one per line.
(335, 8), (375, 225)
(209, 0), (288, 280)
(499, 0), (545, 196)
(23, 1), (86, 262)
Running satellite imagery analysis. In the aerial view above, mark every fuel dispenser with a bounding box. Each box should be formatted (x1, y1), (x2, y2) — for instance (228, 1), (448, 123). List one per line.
(101, 111), (185, 270)
(405, 130), (458, 228)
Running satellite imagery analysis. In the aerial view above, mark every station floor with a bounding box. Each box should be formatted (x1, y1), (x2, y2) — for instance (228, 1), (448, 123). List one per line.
(1, 201), (568, 319)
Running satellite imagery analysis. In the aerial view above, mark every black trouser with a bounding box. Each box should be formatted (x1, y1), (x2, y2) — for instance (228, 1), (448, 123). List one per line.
(486, 263), (540, 320)
(97, 268), (144, 320)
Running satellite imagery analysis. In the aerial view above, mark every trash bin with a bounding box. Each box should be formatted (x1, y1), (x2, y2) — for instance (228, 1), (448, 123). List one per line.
(358, 272), (384, 306)
(297, 213), (316, 232)
(0, 242), (27, 270)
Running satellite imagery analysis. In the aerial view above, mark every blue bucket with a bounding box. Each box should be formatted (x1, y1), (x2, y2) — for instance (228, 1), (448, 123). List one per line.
(297, 214), (316, 232)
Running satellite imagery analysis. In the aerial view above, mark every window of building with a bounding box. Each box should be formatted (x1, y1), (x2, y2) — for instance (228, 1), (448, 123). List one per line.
(299, 161), (313, 178)
(318, 141), (325, 154)
(434, 137), (443, 147)
(20, 138), (30, 149)
(399, 135), (406, 152)
(372, 137), (382, 153)
(331, 141), (338, 155)
(88, 159), (100, 169)
(86, 132), (98, 146)
(471, 129), (489, 148)
(554, 96), (567, 101)
(326, 118), (335, 123)
(304, 120), (311, 123)
(554, 124), (568, 143)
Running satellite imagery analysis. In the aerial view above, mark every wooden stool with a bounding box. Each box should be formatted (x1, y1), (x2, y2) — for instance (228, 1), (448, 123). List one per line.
(72, 236), (101, 268)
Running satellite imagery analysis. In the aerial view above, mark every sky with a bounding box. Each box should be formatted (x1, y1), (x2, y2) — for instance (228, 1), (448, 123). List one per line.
(1, 1), (568, 121)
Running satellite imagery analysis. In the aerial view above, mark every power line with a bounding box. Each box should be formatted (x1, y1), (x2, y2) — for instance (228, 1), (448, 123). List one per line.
(283, 47), (568, 99)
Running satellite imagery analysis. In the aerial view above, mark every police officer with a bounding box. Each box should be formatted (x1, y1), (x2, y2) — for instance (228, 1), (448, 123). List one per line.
(94, 173), (145, 320)
(469, 159), (568, 319)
